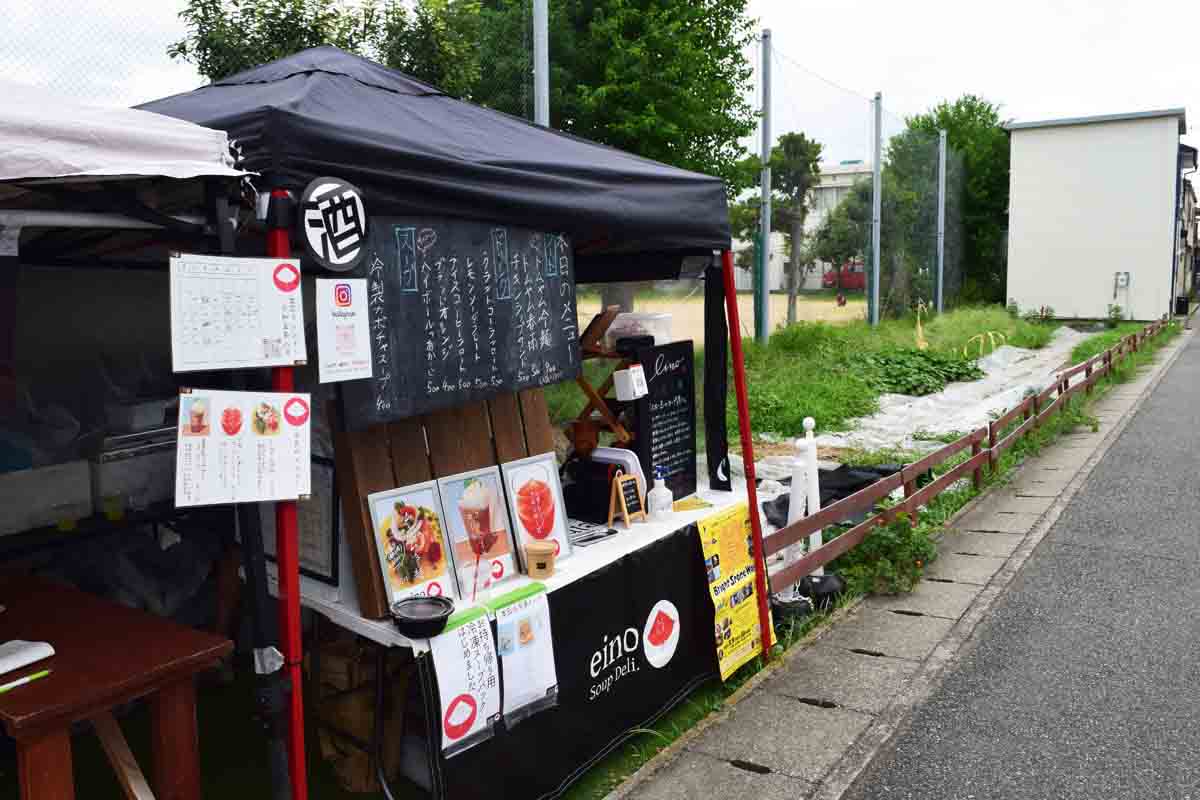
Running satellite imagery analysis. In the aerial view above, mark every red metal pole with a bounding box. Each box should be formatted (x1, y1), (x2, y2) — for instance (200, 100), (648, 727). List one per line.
(720, 250), (773, 663)
(266, 189), (308, 800)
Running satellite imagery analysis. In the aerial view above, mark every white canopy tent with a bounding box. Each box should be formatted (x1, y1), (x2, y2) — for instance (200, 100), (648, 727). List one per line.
(0, 83), (245, 188)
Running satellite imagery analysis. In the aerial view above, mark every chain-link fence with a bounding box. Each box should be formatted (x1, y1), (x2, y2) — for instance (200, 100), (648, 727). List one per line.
(0, 0), (201, 106)
(731, 33), (969, 331)
(875, 128), (967, 316)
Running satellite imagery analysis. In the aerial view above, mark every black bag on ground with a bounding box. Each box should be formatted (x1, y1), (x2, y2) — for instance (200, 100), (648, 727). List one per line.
(797, 573), (846, 611)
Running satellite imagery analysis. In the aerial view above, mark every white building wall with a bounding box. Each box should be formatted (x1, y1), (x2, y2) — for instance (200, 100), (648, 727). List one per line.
(732, 232), (822, 292)
(1006, 116), (1179, 321)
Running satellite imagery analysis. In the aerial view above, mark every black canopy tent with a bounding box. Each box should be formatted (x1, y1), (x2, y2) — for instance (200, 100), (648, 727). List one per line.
(139, 46), (729, 283)
(139, 46), (772, 800)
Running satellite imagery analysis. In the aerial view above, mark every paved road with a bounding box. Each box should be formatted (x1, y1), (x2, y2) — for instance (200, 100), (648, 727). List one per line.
(843, 332), (1200, 800)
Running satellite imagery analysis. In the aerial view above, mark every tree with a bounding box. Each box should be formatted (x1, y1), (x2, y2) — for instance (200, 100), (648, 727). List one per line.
(906, 95), (1009, 303)
(170, 0), (758, 196)
(167, 0), (376, 81)
(728, 199), (759, 271)
(770, 133), (823, 324)
(812, 178), (871, 294)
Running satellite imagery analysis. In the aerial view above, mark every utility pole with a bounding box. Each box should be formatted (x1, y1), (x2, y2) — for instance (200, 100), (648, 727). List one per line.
(533, 0), (549, 126)
(870, 91), (882, 326)
(756, 28), (772, 342)
(936, 129), (947, 313)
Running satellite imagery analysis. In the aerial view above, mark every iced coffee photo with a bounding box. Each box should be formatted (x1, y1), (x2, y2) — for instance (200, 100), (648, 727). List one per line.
(438, 468), (518, 602)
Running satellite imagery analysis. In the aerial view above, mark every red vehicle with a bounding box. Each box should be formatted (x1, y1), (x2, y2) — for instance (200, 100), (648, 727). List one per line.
(822, 260), (866, 291)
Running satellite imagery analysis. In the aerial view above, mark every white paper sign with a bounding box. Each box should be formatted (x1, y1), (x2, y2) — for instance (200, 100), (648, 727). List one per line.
(315, 278), (372, 383)
(492, 584), (558, 723)
(430, 610), (501, 757)
(175, 389), (312, 507)
(170, 253), (306, 372)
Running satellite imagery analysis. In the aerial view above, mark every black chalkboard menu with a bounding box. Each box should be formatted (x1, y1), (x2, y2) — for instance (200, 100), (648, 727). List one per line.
(341, 217), (581, 429)
(620, 474), (644, 515)
(634, 341), (697, 499)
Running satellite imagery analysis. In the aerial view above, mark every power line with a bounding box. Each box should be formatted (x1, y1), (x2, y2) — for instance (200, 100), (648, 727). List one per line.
(770, 46), (909, 124)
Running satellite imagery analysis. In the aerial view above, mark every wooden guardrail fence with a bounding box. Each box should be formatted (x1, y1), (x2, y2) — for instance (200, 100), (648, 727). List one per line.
(765, 318), (1170, 593)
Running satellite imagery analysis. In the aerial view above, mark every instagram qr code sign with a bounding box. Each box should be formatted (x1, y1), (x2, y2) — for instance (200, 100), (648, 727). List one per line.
(316, 277), (373, 384)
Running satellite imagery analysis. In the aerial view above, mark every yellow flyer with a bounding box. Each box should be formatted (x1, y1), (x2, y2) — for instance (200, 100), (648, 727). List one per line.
(697, 503), (775, 681)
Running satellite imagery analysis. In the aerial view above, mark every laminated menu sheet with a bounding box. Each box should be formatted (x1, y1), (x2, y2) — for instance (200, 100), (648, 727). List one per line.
(170, 253), (306, 372)
(489, 583), (558, 726)
(430, 608), (501, 757)
(175, 389), (312, 507)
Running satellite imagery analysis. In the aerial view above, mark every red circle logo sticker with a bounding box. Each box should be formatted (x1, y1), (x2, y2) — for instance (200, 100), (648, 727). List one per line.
(273, 262), (301, 293)
(443, 693), (478, 741)
(552, 540), (561, 557)
(643, 599), (681, 669)
(283, 397), (309, 427)
(427, 582), (443, 597)
(491, 560), (504, 579)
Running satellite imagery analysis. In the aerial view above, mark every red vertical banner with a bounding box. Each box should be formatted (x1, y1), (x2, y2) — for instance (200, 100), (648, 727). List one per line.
(720, 250), (773, 663)
(266, 189), (308, 800)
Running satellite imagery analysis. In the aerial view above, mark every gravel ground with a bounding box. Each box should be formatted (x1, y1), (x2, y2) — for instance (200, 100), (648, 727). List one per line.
(842, 331), (1200, 800)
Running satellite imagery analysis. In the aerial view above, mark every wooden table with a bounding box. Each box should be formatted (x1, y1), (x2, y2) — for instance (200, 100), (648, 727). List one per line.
(0, 575), (233, 800)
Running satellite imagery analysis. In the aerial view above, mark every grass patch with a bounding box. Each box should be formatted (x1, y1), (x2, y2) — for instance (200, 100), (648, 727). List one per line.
(1069, 322), (1143, 363)
(545, 306), (1141, 451)
(739, 305), (1058, 436)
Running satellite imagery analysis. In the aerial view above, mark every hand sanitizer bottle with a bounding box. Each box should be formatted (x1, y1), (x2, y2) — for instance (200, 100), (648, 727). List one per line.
(647, 467), (673, 521)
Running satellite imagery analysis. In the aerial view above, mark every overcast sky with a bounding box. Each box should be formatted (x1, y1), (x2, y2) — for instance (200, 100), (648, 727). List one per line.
(749, 0), (1198, 164)
(2, 0), (1195, 163)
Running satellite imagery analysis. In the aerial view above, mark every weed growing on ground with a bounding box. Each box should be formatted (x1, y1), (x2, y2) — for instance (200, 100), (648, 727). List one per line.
(1069, 322), (1143, 364)
(855, 348), (983, 396)
(829, 512), (938, 595)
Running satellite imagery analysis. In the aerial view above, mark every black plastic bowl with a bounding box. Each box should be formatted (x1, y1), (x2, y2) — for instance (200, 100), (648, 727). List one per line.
(390, 595), (455, 639)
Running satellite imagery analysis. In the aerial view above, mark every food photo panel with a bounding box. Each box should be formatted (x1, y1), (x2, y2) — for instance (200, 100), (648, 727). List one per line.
(438, 467), (520, 603)
(368, 482), (459, 603)
(500, 452), (572, 567)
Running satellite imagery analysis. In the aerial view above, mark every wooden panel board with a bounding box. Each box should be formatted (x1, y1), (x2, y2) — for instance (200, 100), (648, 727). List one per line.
(518, 388), (555, 455)
(423, 403), (495, 476)
(487, 394), (528, 464)
(387, 418), (432, 487)
(334, 423), (395, 619)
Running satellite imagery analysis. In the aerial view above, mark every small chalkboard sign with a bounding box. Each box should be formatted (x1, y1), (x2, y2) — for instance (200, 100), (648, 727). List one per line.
(634, 341), (697, 499)
(607, 470), (646, 528)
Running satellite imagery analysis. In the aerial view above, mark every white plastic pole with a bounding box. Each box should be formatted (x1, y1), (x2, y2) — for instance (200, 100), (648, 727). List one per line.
(786, 442), (808, 528)
(533, 0), (550, 126)
(758, 28), (773, 341)
(936, 129), (947, 313)
(787, 418), (823, 577)
(871, 92), (883, 326)
(803, 417), (823, 576)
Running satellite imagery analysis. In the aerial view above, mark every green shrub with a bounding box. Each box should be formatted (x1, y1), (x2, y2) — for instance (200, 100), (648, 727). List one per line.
(854, 348), (984, 396)
(828, 512), (937, 595)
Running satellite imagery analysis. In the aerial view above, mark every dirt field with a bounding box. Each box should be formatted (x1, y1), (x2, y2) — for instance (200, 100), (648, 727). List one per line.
(576, 292), (866, 347)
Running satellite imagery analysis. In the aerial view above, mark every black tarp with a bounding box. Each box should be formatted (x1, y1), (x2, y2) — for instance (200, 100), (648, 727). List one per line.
(138, 47), (730, 283)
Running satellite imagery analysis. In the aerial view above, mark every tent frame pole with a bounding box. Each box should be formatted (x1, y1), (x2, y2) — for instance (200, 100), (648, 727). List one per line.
(721, 249), (773, 663)
(266, 188), (309, 800)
